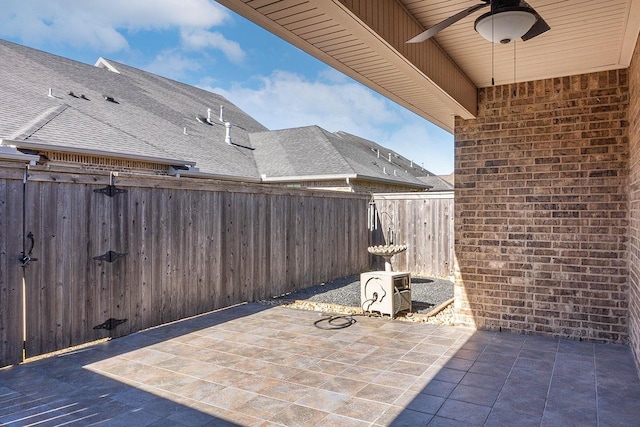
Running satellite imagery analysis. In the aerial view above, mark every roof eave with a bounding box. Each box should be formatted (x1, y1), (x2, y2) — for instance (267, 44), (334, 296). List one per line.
(0, 139), (196, 167)
(261, 173), (430, 190)
(0, 144), (40, 164)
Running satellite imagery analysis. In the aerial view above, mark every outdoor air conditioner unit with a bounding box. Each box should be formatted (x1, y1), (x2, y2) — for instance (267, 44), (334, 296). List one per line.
(361, 271), (411, 318)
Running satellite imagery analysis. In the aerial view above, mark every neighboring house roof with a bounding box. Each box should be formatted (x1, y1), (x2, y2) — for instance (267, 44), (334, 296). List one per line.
(417, 175), (454, 192)
(251, 126), (428, 189)
(0, 39), (264, 179)
(334, 131), (451, 190)
(0, 39), (441, 190)
(438, 173), (455, 186)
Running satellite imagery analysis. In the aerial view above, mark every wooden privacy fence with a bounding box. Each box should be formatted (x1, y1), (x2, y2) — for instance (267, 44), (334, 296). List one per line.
(0, 163), (369, 367)
(370, 192), (454, 278)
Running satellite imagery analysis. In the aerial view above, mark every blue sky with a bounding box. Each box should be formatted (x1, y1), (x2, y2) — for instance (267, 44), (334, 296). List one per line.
(0, 0), (454, 174)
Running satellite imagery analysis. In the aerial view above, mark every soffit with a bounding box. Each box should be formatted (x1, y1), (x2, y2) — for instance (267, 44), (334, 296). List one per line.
(218, 0), (478, 133)
(218, 0), (640, 131)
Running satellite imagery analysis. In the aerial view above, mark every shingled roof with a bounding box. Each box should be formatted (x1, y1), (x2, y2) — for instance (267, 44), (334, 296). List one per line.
(334, 132), (453, 191)
(0, 39), (442, 191)
(0, 39), (264, 179)
(251, 126), (427, 189)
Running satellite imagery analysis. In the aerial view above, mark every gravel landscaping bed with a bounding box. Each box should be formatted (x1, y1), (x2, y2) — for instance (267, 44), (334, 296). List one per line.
(261, 273), (455, 324)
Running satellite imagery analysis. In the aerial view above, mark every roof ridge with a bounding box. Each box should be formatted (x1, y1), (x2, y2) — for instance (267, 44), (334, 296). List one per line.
(11, 104), (69, 140)
(315, 127), (357, 174)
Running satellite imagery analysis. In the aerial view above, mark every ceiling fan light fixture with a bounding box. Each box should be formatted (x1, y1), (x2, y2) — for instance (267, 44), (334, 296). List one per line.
(475, 9), (537, 44)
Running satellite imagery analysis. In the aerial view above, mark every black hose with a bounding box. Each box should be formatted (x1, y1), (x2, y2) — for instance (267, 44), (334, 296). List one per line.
(313, 315), (357, 330)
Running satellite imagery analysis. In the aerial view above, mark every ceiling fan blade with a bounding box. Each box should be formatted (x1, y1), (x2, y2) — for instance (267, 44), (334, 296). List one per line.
(407, 2), (490, 43)
(520, 1), (550, 41)
(521, 15), (550, 41)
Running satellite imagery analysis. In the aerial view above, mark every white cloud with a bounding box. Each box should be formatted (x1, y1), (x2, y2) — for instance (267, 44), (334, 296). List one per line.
(180, 29), (245, 63)
(206, 70), (401, 138)
(144, 49), (203, 80)
(0, 0), (230, 52)
(204, 70), (453, 175)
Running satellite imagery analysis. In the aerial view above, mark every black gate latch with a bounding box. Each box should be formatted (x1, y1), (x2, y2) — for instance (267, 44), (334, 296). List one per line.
(21, 232), (38, 267)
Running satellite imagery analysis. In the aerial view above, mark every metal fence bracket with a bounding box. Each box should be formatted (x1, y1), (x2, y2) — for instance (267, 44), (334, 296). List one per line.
(93, 185), (127, 197)
(93, 250), (127, 263)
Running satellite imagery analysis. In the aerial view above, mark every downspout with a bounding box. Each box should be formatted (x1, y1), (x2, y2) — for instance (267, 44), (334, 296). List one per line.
(346, 176), (354, 192)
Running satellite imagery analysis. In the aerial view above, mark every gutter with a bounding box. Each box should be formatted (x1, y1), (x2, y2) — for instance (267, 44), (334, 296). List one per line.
(261, 173), (430, 190)
(0, 145), (40, 164)
(0, 139), (196, 168)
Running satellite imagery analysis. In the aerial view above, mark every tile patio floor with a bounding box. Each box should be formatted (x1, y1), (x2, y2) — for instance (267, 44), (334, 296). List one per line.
(1, 303), (640, 426)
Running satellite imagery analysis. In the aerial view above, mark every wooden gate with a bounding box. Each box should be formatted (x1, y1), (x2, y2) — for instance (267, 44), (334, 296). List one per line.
(23, 173), (123, 356)
(0, 165), (26, 366)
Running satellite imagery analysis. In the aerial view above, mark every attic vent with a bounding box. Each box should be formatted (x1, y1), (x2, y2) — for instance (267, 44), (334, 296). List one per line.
(68, 91), (78, 98)
(103, 95), (118, 104)
(196, 115), (212, 125)
(80, 94), (89, 100)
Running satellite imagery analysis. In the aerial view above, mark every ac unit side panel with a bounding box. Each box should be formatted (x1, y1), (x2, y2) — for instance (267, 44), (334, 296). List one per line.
(361, 272), (411, 318)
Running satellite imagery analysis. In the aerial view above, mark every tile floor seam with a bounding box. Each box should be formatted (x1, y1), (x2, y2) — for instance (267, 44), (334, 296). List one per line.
(593, 344), (600, 427)
(480, 333), (527, 427)
(539, 336), (561, 427)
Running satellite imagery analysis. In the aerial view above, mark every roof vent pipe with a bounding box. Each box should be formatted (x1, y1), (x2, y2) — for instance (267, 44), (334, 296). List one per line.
(224, 122), (232, 145)
(207, 108), (212, 123)
(377, 149), (380, 158)
(410, 160), (413, 167)
(388, 153), (392, 162)
(48, 88), (54, 97)
(219, 105), (224, 122)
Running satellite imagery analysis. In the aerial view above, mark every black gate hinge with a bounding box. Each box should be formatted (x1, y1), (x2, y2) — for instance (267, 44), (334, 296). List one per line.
(93, 318), (127, 331)
(93, 250), (127, 263)
(94, 185), (127, 197)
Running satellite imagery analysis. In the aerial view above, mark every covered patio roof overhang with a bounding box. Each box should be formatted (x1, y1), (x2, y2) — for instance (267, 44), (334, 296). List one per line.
(216, 0), (640, 133)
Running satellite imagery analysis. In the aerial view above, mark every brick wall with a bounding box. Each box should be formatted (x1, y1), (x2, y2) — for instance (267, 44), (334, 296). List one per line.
(629, 37), (640, 369)
(454, 70), (629, 342)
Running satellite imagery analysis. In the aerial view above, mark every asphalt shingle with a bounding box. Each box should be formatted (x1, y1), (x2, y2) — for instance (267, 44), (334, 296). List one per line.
(0, 39), (449, 188)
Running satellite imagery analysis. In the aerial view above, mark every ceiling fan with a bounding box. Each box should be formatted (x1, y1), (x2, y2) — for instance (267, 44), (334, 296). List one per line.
(407, 0), (550, 45)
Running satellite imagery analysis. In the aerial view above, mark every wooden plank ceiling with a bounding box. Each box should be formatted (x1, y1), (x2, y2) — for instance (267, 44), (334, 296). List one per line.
(217, 0), (640, 132)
